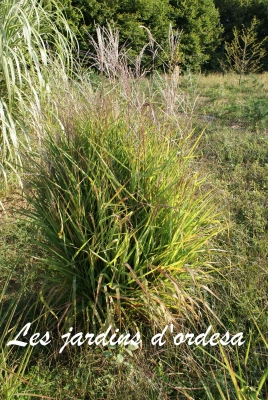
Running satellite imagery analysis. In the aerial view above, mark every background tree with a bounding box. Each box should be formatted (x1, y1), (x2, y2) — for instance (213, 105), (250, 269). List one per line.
(41, 0), (268, 72)
(212, 0), (268, 70)
(69, 0), (172, 69)
(170, 0), (223, 71)
(223, 17), (267, 83)
(50, 0), (222, 72)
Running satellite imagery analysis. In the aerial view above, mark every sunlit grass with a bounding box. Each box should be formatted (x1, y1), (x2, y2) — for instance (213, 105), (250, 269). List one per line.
(22, 117), (222, 332)
(0, 0), (76, 188)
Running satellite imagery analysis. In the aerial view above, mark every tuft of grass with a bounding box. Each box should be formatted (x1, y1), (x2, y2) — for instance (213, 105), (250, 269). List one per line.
(22, 117), (222, 332)
(0, 267), (42, 399)
(197, 317), (268, 400)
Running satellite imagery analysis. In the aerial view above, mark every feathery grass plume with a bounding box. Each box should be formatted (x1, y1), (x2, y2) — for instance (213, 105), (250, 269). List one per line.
(83, 24), (196, 137)
(85, 23), (159, 80)
(85, 24), (131, 80)
(23, 115), (223, 333)
(0, 0), (76, 188)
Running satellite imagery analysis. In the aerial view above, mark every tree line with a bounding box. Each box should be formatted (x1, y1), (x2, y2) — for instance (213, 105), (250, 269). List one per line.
(42, 0), (268, 72)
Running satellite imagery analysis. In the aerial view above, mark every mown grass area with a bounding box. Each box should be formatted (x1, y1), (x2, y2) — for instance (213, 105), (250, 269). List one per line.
(193, 74), (268, 399)
(0, 3), (267, 397)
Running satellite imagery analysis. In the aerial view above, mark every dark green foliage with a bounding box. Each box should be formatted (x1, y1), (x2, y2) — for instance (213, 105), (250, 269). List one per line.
(53, 0), (223, 71)
(170, 0), (223, 70)
(212, 0), (268, 70)
(214, 0), (268, 41)
(64, 0), (172, 68)
(39, 0), (268, 72)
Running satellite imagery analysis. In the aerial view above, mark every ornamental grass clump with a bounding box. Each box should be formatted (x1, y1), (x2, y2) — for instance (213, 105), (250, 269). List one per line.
(0, 0), (75, 186)
(25, 118), (222, 330)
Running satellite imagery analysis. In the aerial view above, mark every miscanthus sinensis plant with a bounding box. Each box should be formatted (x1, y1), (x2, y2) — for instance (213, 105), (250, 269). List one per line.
(6, 12), (222, 333)
(24, 114), (223, 332)
(0, 0), (75, 188)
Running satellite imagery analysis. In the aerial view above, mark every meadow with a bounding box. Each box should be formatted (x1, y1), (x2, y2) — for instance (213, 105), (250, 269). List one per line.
(0, 1), (267, 399)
